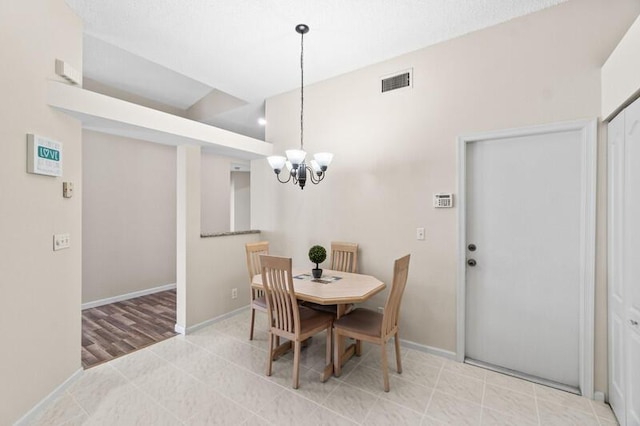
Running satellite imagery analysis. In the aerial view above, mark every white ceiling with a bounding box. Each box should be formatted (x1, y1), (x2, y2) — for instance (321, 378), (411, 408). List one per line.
(65, 0), (566, 136)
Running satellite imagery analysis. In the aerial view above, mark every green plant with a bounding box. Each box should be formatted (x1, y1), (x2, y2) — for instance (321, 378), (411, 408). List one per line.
(308, 245), (327, 268)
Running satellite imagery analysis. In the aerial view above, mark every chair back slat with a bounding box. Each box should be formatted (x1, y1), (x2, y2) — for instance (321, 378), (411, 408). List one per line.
(260, 255), (300, 335)
(246, 241), (269, 299)
(330, 242), (358, 273)
(382, 254), (411, 337)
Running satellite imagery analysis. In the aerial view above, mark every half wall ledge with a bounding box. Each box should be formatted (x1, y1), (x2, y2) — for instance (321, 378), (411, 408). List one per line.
(201, 230), (261, 238)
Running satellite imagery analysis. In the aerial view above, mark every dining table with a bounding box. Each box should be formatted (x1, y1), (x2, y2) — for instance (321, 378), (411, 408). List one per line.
(251, 268), (386, 380)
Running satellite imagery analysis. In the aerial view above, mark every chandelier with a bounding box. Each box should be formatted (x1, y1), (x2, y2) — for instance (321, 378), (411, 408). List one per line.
(266, 24), (333, 190)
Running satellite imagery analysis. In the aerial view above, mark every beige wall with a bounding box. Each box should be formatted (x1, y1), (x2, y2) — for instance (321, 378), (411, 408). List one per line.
(83, 77), (188, 117)
(602, 14), (640, 120)
(255, 0), (640, 395)
(232, 171), (251, 231)
(0, 0), (83, 423)
(177, 146), (259, 331)
(82, 130), (176, 303)
(201, 153), (231, 234)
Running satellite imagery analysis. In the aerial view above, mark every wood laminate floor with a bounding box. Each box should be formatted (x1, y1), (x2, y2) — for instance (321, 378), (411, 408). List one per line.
(81, 289), (177, 368)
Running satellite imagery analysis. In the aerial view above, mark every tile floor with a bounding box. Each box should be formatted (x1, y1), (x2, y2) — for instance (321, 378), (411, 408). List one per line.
(27, 309), (618, 425)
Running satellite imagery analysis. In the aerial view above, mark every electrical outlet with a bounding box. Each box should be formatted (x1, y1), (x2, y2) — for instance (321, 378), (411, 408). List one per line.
(231, 288), (238, 299)
(416, 227), (425, 240)
(53, 233), (70, 251)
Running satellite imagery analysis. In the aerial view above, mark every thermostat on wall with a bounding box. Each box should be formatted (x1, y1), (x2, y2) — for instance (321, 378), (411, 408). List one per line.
(433, 193), (453, 208)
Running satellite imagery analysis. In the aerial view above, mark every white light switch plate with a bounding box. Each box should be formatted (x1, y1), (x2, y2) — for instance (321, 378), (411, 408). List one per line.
(416, 227), (425, 240)
(53, 233), (70, 251)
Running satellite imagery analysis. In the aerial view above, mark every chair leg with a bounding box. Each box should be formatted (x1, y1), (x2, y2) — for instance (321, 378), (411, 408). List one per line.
(355, 339), (363, 356)
(293, 340), (301, 389)
(334, 329), (342, 377)
(324, 327), (332, 379)
(249, 308), (256, 340)
(381, 341), (390, 392)
(266, 332), (274, 376)
(394, 332), (402, 374)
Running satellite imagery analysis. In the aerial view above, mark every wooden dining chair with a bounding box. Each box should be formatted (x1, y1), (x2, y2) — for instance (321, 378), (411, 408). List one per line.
(260, 254), (334, 389)
(306, 241), (359, 315)
(330, 241), (358, 273)
(245, 241), (269, 340)
(333, 254), (410, 392)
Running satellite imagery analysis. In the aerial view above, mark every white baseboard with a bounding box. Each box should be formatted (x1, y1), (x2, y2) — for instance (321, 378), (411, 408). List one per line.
(400, 338), (457, 361)
(176, 305), (249, 335)
(594, 391), (605, 402)
(15, 368), (83, 426)
(82, 283), (176, 310)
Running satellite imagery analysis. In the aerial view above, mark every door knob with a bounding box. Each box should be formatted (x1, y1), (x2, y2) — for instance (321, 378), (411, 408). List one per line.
(468, 244), (477, 252)
(631, 319), (639, 326)
(467, 259), (477, 267)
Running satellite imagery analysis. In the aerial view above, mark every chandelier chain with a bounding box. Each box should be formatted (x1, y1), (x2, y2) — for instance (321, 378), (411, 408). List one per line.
(300, 29), (304, 151)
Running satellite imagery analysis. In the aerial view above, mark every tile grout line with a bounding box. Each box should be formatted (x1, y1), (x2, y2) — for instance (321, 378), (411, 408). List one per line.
(478, 373), (487, 426)
(533, 384), (542, 425)
(422, 362), (445, 420)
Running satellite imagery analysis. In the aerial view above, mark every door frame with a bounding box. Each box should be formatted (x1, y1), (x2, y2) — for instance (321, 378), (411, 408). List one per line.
(455, 119), (597, 398)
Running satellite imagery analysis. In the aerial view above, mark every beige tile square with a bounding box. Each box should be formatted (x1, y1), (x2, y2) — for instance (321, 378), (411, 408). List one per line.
(109, 347), (170, 381)
(484, 370), (535, 396)
(482, 384), (537, 423)
(305, 406), (359, 425)
(380, 376), (434, 414)
(537, 398), (600, 426)
(83, 388), (181, 425)
(149, 335), (205, 364)
(426, 391), (482, 426)
(257, 389), (323, 425)
(590, 400), (618, 423)
(534, 384), (592, 413)
(441, 360), (486, 381)
(170, 347), (231, 384)
(359, 342), (403, 371)
(241, 414), (274, 425)
(421, 415), (446, 425)
(208, 367), (285, 412)
(394, 356), (442, 388)
(480, 406), (537, 426)
(29, 393), (86, 426)
(364, 398), (424, 425)
(435, 370), (485, 404)
(321, 382), (380, 422)
(344, 364), (386, 395)
(187, 391), (253, 425)
(133, 363), (224, 422)
(66, 364), (134, 413)
(403, 350), (446, 369)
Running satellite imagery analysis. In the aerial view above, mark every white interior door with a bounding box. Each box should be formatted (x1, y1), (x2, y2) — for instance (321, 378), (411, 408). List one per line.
(610, 96), (640, 426)
(463, 122), (595, 391)
(624, 98), (640, 426)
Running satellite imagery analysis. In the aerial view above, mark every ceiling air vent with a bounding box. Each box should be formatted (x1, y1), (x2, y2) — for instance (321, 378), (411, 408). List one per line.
(381, 69), (412, 93)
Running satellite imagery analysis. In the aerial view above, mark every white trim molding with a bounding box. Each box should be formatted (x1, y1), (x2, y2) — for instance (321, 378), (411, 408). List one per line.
(456, 118), (597, 398)
(14, 369), (83, 426)
(175, 305), (250, 336)
(400, 339), (457, 361)
(82, 283), (176, 310)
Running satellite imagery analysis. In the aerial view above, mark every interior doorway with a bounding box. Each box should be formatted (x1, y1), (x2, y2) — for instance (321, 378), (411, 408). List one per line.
(81, 290), (176, 368)
(456, 119), (596, 396)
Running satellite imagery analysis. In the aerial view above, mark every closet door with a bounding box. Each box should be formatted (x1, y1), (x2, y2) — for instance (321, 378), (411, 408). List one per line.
(609, 96), (640, 426)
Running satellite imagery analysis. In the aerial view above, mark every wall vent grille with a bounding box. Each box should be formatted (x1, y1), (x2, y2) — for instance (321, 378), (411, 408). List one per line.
(381, 70), (411, 93)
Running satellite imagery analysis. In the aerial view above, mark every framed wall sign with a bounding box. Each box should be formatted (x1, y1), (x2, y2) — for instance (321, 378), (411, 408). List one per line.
(27, 133), (63, 177)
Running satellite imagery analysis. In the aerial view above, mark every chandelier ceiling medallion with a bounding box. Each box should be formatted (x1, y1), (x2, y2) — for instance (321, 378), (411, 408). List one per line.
(266, 24), (333, 190)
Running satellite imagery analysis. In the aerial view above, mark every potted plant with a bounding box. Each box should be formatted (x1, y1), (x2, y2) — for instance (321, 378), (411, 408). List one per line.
(308, 245), (327, 279)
